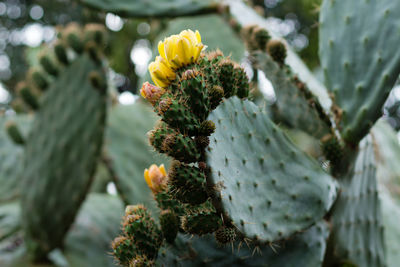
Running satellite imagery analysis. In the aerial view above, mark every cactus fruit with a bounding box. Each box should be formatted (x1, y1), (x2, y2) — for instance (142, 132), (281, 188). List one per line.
(112, 236), (137, 266)
(159, 209), (179, 244)
(167, 160), (208, 205)
(214, 226), (237, 245)
(4, 121), (25, 145)
(115, 205), (162, 261)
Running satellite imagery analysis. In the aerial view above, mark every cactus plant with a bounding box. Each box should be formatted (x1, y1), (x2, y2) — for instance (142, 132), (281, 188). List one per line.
(1, 0), (400, 266)
(80, 0), (219, 18)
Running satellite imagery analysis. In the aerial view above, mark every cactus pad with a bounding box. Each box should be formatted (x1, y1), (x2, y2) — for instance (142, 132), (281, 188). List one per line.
(253, 51), (331, 139)
(319, 0), (400, 144)
(20, 54), (107, 258)
(81, 0), (219, 18)
(206, 97), (337, 242)
(329, 135), (386, 267)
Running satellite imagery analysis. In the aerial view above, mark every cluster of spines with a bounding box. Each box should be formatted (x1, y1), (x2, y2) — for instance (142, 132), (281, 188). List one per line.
(167, 160), (208, 205)
(112, 205), (161, 266)
(145, 51), (250, 245)
(12, 23), (108, 113)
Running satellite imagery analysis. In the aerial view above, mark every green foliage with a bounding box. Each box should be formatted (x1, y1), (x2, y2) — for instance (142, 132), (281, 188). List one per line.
(319, 0), (400, 144)
(80, 0), (219, 18)
(206, 97), (337, 242)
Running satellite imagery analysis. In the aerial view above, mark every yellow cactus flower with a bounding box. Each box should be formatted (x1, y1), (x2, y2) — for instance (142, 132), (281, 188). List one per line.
(148, 56), (175, 88)
(140, 82), (165, 105)
(144, 164), (167, 193)
(158, 29), (204, 70)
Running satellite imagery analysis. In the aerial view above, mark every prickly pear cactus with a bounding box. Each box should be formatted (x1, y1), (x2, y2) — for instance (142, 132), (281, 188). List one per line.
(327, 136), (385, 267)
(19, 23), (108, 260)
(81, 0), (219, 18)
(206, 97), (337, 242)
(319, 0), (400, 144)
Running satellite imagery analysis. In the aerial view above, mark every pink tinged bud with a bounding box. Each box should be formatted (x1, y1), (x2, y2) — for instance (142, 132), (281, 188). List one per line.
(140, 82), (165, 105)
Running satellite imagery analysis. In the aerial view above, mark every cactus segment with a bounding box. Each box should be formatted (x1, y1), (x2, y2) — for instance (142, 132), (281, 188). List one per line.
(181, 205), (222, 236)
(122, 212), (162, 259)
(371, 119), (400, 203)
(5, 121), (25, 145)
(380, 190), (400, 267)
(15, 83), (39, 110)
(20, 54), (107, 258)
(319, 0), (400, 144)
(328, 135), (386, 267)
(253, 51), (332, 140)
(167, 160), (208, 205)
(206, 97), (338, 242)
(39, 54), (59, 77)
(80, 0), (219, 18)
(159, 209), (179, 244)
(29, 69), (49, 92)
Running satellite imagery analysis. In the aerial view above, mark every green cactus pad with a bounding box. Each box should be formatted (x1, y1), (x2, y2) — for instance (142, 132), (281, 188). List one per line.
(206, 97), (337, 242)
(225, 0), (331, 109)
(371, 119), (400, 204)
(329, 135), (386, 267)
(20, 54), (107, 258)
(380, 190), (400, 267)
(81, 0), (218, 18)
(0, 202), (21, 242)
(158, 220), (330, 266)
(253, 51), (331, 139)
(105, 102), (167, 209)
(319, 0), (400, 144)
(0, 115), (31, 203)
